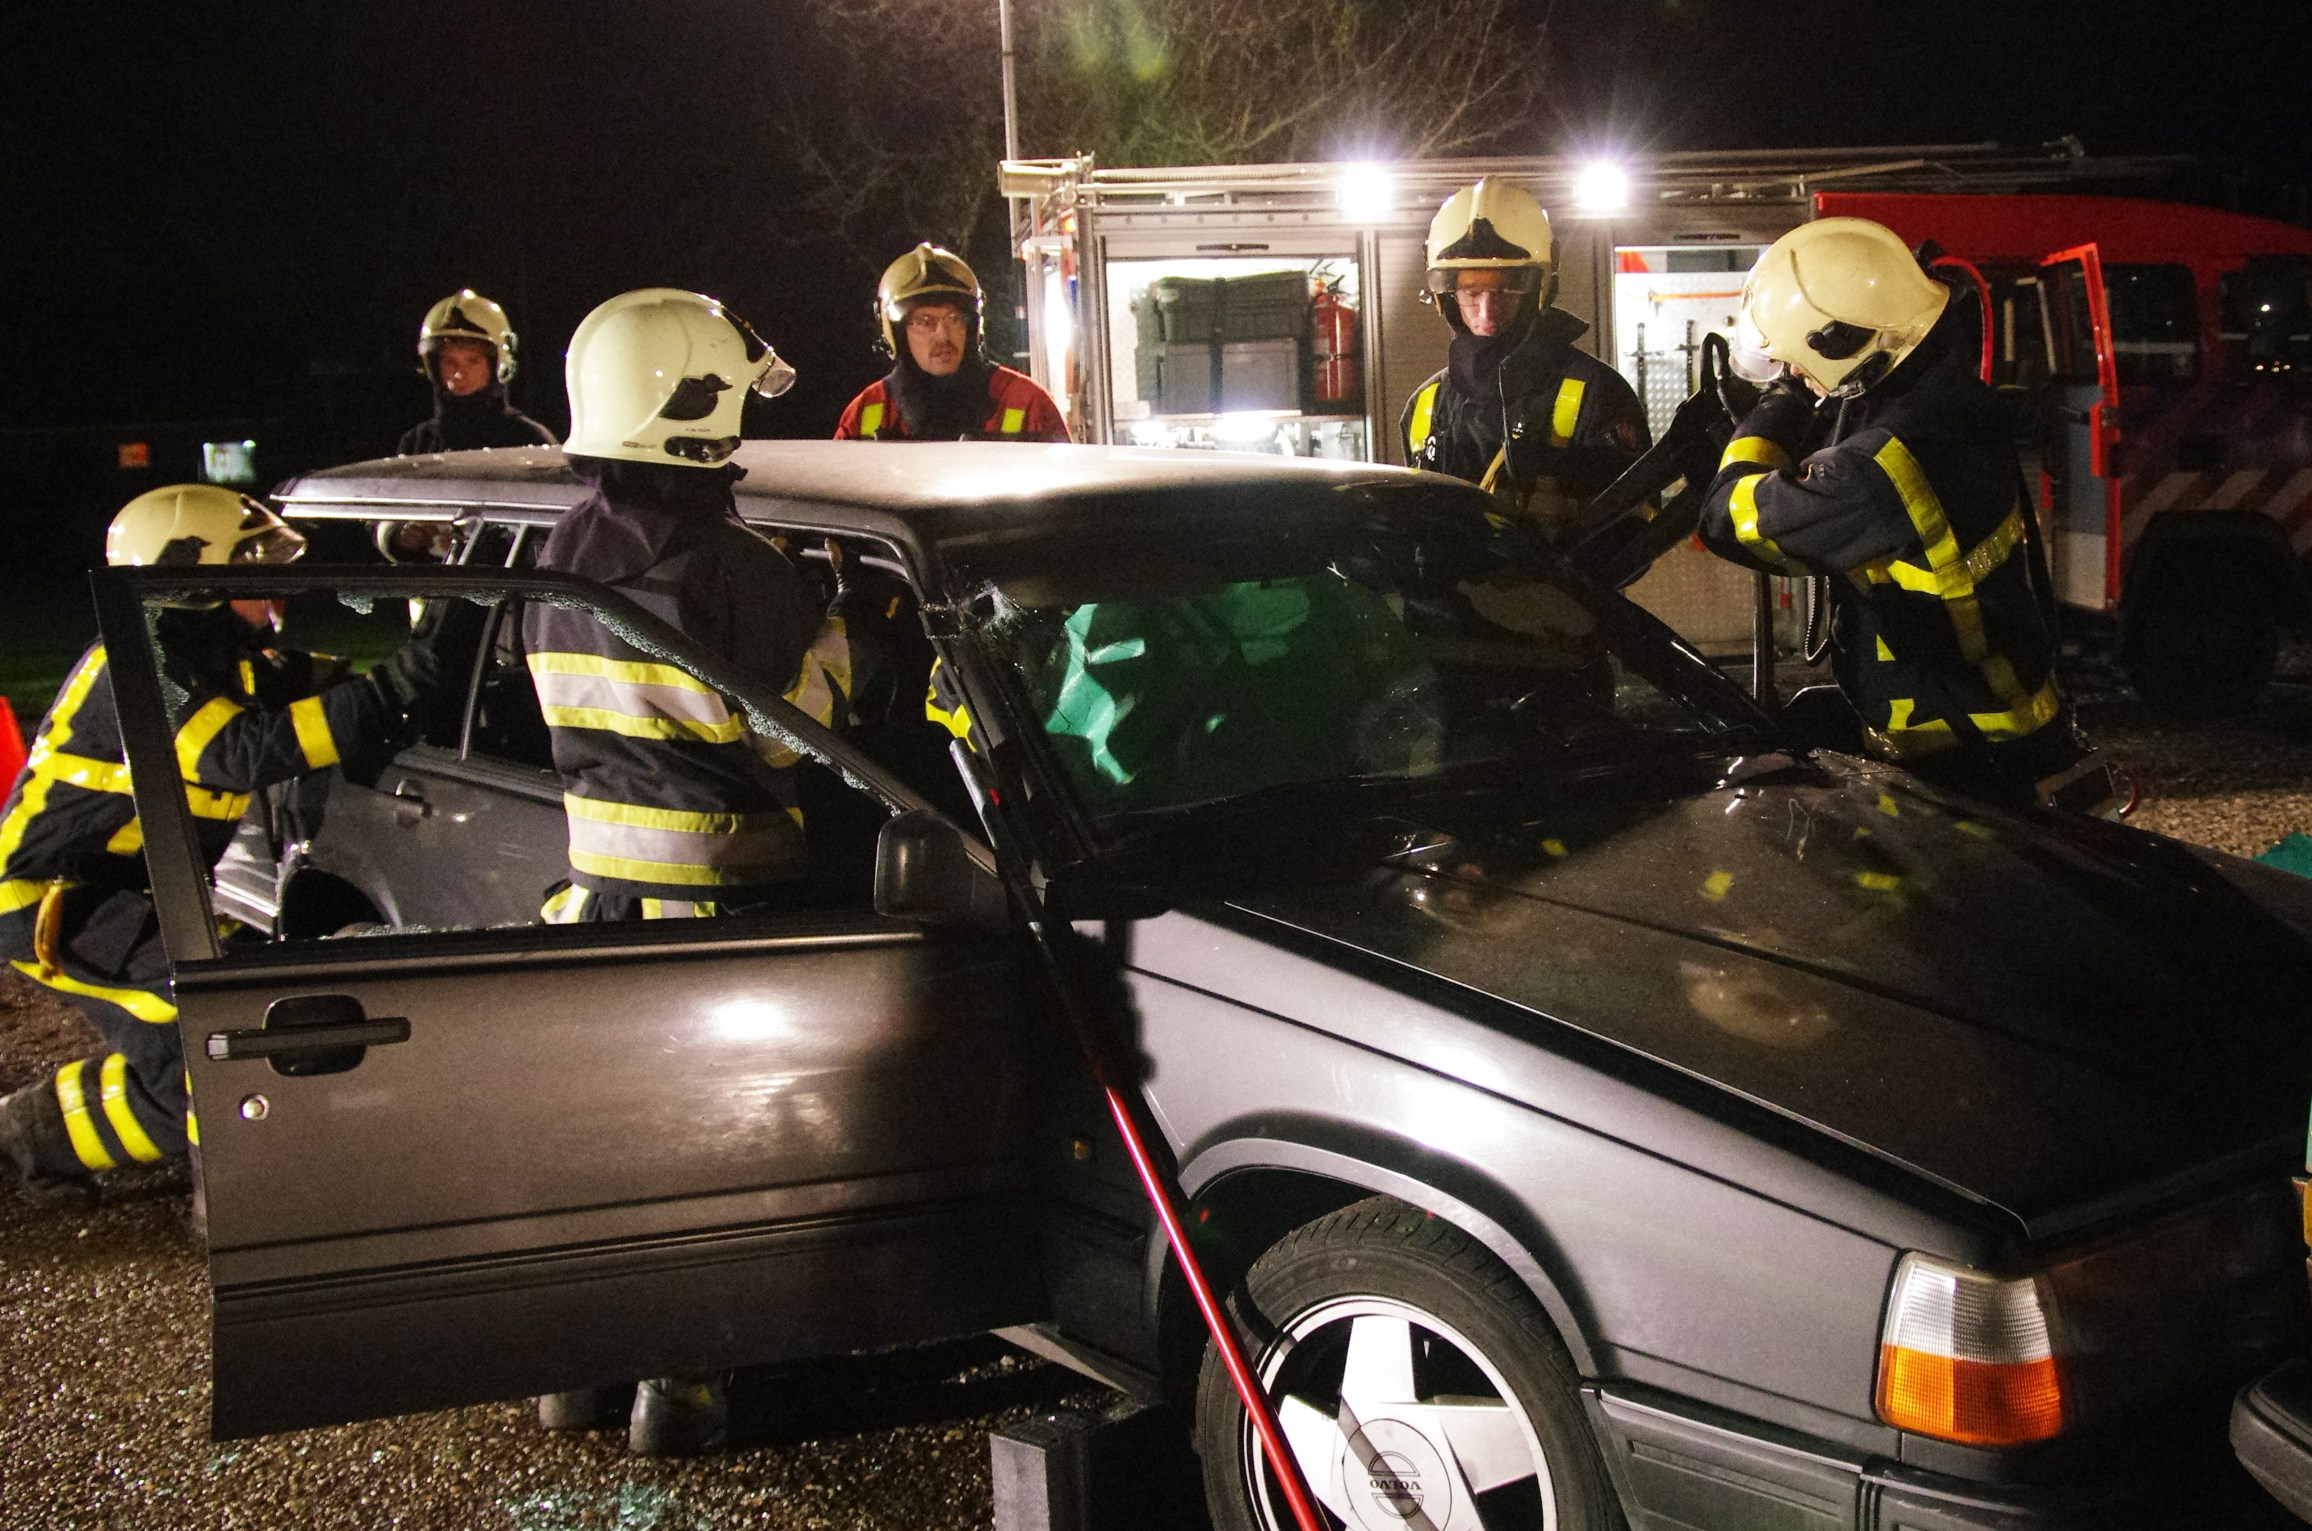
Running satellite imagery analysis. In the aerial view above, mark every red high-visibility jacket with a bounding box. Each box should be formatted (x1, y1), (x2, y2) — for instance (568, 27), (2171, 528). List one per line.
(834, 365), (1070, 442)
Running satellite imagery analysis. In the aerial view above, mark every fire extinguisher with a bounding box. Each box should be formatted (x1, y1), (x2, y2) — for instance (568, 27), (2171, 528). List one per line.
(1311, 277), (1360, 410)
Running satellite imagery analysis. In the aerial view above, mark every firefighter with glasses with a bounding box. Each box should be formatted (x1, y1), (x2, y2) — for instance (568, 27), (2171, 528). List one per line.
(0, 487), (450, 1205)
(1403, 178), (1649, 532)
(398, 288), (559, 456)
(834, 243), (1069, 441)
(522, 287), (871, 1454)
(1697, 217), (2072, 808)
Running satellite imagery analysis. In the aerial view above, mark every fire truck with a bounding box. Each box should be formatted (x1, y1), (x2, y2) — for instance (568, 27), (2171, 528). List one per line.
(1001, 144), (2312, 711)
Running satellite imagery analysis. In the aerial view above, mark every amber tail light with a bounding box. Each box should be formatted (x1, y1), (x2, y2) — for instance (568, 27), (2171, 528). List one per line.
(1875, 1253), (2065, 1446)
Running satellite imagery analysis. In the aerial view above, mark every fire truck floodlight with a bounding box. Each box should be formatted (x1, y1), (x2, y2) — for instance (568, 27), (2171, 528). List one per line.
(1572, 159), (1631, 213)
(1336, 163), (1395, 222)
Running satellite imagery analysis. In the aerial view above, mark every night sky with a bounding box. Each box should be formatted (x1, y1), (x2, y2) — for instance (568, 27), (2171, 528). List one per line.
(6, 0), (2308, 463)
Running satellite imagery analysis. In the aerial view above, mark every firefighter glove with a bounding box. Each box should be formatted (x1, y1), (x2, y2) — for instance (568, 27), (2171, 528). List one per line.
(1736, 375), (1818, 454)
(367, 598), (488, 735)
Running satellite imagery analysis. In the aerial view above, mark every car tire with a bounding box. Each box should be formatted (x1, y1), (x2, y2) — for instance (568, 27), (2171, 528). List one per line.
(1195, 1196), (1623, 1531)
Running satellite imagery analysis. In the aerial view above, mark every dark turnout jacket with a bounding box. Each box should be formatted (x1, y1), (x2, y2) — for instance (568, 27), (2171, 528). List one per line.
(521, 470), (860, 902)
(1402, 307), (1650, 529)
(0, 611), (387, 915)
(398, 382), (559, 456)
(1697, 308), (2062, 764)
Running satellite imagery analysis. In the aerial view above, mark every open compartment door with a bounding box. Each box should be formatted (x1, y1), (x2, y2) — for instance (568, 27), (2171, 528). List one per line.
(2038, 243), (2122, 610)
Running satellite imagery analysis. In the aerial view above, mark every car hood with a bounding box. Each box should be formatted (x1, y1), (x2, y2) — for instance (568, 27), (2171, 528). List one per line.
(1153, 754), (2312, 1235)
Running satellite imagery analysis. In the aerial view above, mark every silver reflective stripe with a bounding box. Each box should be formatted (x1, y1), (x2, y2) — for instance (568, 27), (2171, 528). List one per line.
(528, 660), (740, 742)
(563, 795), (804, 886)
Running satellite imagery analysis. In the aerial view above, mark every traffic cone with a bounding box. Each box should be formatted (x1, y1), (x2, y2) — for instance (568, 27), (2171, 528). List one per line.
(0, 698), (24, 787)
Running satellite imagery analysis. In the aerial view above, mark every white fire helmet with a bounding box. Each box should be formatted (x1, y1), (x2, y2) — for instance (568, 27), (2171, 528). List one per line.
(1422, 178), (1554, 329)
(106, 484), (306, 570)
(1737, 218), (1950, 397)
(418, 290), (520, 384)
(563, 289), (796, 468)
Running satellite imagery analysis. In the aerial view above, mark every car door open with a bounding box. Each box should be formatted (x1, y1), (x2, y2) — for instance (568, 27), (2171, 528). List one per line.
(92, 562), (1044, 1439)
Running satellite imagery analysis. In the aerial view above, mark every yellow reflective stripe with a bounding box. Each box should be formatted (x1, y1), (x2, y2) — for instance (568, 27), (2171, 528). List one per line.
(29, 750), (133, 794)
(639, 898), (712, 919)
(526, 650), (719, 694)
(1881, 510), (2023, 598)
(1962, 511), (2024, 587)
(184, 789), (250, 821)
(1873, 438), (1963, 569)
(173, 696), (244, 779)
(1867, 698), (1957, 760)
(529, 650), (742, 742)
(860, 401), (885, 436)
(0, 878), (46, 915)
(758, 618), (856, 768)
(184, 1097), (197, 1148)
(1726, 474), (1798, 569)
(1979, 652), (2026, 705)
(1549, 377), (1587, 447)
(1968, 676), (2061, 740)
(999, 406), (1026, 435)
(1406, 381), (1439, 462)
(1, 653), (112, 880)
(563, 794), (788, 835)
(288, 695), (340, 769)
(237, 660), (256, 695)
(54, 1060), (116, 1172)
(541, 883), (592, 924)
(11, 959), (178, 1023)
(539, 705), (745, 744)
(1720, 435), (1791, 473)
(98, 1051), (162, 1163)
(105, 821), (143, 855)
(1874, 635), (1895, 662)
(924, 656), (974, 744)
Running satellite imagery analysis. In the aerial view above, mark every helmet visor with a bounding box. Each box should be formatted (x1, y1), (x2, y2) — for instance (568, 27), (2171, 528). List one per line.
(230, 500), (307, 566)
(1423, 267), (1544, 299)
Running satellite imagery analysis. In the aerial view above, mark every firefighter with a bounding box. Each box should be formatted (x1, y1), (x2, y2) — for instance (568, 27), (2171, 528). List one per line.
(0, 486), (448, 1205)
(834, 244), (1069, 442)
(1402, 178), (1649, 533)
(521, 287), (866, 1456)
(397, 289), (559, 456)
(1697, 217), (2072, 808)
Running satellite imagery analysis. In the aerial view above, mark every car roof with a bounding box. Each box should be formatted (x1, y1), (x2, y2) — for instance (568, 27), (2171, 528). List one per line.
(273, 440), (1420, 546)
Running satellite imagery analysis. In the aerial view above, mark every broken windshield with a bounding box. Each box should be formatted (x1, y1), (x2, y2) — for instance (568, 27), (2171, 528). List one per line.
(965, 483), (1759, 827)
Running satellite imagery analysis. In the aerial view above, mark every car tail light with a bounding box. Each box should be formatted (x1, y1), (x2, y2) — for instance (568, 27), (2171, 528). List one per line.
(1875, 1252), (2064, 1445)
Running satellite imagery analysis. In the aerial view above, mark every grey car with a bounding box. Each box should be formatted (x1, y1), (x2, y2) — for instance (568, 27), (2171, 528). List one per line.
(99, 442), (2312, 1530)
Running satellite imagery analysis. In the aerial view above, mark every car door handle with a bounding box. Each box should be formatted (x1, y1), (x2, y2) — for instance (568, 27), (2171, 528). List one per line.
(205, 994), (410, 1076)
(391, 785), (432, 824)
(205, 1018), (410, 1061)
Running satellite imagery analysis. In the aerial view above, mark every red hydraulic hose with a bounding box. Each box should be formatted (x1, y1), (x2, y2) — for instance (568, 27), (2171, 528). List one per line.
(1097, 1080), (1327, 1531)
(949, 741), (1327, 1531)
(1929, 255), (1996, 385)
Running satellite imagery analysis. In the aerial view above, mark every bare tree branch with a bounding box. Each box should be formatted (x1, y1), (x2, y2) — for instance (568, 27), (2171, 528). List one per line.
(768, 0), (1550, 272)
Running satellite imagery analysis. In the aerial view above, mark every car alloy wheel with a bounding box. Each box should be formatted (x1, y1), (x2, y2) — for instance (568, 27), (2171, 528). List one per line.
(1197, 1197), (1621, 1531)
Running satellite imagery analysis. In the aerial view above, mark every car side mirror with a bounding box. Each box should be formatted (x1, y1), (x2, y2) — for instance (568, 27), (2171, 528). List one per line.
(874, 809), (1012, 932)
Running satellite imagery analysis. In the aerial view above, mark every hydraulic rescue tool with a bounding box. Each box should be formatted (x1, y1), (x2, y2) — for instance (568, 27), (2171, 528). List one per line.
(1562, 332), (1755, 593)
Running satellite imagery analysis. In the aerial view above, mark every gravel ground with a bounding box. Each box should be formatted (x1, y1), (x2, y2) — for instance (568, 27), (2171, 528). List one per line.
(3, 662), (2310, 1530)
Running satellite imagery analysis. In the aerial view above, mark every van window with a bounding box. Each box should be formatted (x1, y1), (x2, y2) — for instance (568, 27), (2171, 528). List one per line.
(2104, 264), (2199, 384)
(2220, 256), (2312, 375)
